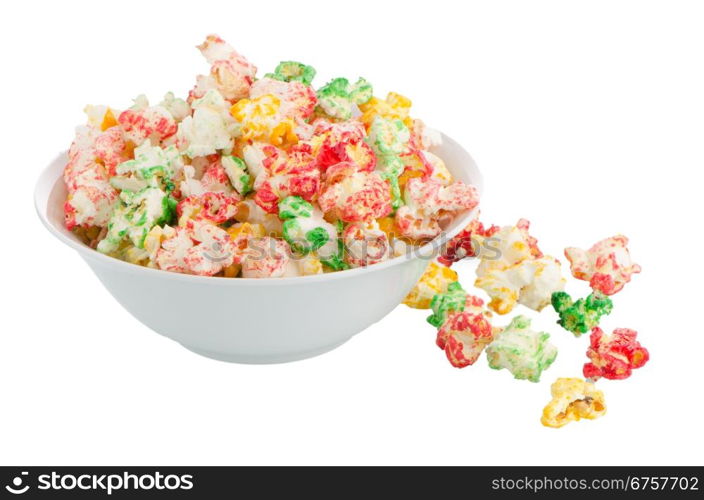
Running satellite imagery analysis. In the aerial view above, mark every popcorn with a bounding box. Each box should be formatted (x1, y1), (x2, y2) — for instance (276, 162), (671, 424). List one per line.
(97, 185), (177, 255)
(551, 291), (613, 336)
(403, 260), (458, 309)
(429, 284), (494, 368)
(395, 177), (479, 241)
(307, 120), (376, 172)
(342, 221), (390, 268)
(475, 220), (565, 314)
(250, 77), (317, 121)
(318, 164), (392, 223)
(63, 36), (481, 284)
(221, 155), (252, 196)
(485, 315), (557, 382)
(117, 96), (178, 146)
(438, 217), (499, 266)
(241, 236), (290, 278)
(316, 77), (373, 120)
(279, 196), (338, 256)
(230, 94), (297, 147)
(264, 61), (317, 86)
(159, 92), (191, 122)
(359, 92), (413, 129)
(177, 90), (238, 158)
(192, 34), (257, 102)
(84, 105), (119, 131)
(110, 143), (183, 193)
(63, 126), (119, 229)
(565, 235), (641, 295)
(367, 116), (411, 209)
(243, 143), (320, 213)
(427, 281), (468, 328)
(541, 378), (607, 428)
(177, 192), (239, 225)
(583, 327), (650, 381)
(155, 220), (238, 276)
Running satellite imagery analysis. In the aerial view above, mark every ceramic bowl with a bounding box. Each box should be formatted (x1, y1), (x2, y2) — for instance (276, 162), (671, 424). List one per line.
(34, 134), (482, 363)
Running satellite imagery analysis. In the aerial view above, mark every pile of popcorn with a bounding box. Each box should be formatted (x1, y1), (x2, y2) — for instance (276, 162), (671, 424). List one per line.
(405, 223), (648, 428)
(63, 35), (479, 278)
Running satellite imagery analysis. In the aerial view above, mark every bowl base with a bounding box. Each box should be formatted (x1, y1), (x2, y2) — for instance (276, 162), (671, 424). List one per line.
(180, 338), (351, 364)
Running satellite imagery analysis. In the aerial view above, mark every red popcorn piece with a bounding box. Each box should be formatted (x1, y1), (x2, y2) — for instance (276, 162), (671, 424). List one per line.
(177, 192), (240, 225)
(192, 34), (257, 102)
(583, 327), (650, 381)
(436, 295), (494, 368)
(342, 222), (390, 268)
(118, 106), (177, 146)
(94, 127), (128, 176)
(565, 235), (641, 295)
(395, 178), (480, 240)
(241, 236), (290, 278)
(438, 218), (500, 266)
(318, 166), (392, 222)
(250, 77), (317, 121)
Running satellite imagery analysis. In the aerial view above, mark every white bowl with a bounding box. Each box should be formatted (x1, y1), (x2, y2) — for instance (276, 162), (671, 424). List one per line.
(34, 134), (483, 364)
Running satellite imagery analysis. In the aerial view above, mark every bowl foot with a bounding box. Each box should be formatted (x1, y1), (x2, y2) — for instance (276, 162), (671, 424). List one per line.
(180, 338), (352, 364)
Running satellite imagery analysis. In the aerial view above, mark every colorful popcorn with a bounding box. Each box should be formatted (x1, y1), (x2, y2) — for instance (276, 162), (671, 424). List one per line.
(316, 77), (373, 120)
(438, 217), (500, 266)
(583, 327), (650, 381)
(435, 293), (495, 368)
(541, 378), (607, 428)
(551, 291), (613, 336)
(565, 235), (641, 295)
(474, 219), (565, 314)
(427, 282), (495, 368)
(486, 315), (557, 382)
(403, 261), (458, 309)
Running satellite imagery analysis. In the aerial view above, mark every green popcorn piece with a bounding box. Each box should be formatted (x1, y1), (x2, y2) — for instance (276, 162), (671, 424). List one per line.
(380, 172), (403, 211)
(113, 143), (182, 192)
(265, 61), (317, 86)
(349, 77), (373, 104)
(367, 116), (410, 157)
(427, 282), (468, 328)
(278, 195), (314, 220)
(97, 186), (176, 254)
(282, 217), (330, 255)
(222, 155), (252, 195)
(317, 77), (373, 120)
(551, 291), (613, 336)
(320, 238), (349, 271)
(486, 315), (558, 383)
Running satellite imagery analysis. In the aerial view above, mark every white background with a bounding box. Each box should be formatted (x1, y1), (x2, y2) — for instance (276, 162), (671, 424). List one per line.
(2, 0), (702, 465)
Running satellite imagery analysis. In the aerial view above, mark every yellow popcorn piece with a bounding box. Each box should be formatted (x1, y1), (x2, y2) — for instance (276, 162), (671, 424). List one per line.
(230, 94), (298, 146)
(227, 222), (266, 240)
(403, 261), (458, 309)
(541, 378), (607, 428)
(359, 92), (413, 129)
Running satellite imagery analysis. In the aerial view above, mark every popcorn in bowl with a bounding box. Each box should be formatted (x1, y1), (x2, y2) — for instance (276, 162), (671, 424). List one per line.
(64, 35), (479, 278)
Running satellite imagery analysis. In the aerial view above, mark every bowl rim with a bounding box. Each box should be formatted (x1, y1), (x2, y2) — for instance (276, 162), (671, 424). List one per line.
(35, 133), (482, 286)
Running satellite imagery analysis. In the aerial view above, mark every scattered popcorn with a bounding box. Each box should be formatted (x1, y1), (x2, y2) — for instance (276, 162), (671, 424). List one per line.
(403, 260), (458, 309)
(565, 235), (641, 295)
(551, 291), (613, 336)
(541, 378), (607, 428)
(475, 219), (565, 314)
(583, 327), (650, 381)
(485, 315), (557, 382)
